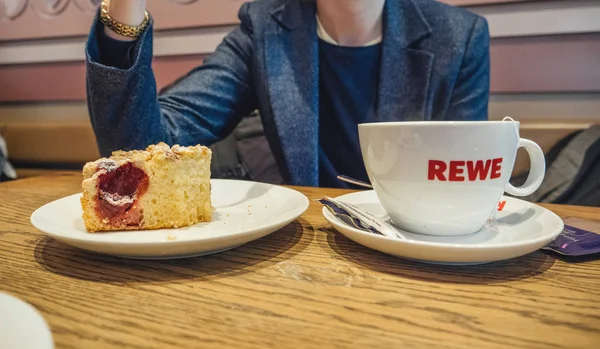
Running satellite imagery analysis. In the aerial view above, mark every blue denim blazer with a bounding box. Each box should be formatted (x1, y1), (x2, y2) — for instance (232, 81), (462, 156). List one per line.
(85, 0), (490, 186)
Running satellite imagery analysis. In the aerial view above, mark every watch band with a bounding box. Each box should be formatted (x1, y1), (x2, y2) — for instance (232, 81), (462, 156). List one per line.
(99, 1), (150, 38)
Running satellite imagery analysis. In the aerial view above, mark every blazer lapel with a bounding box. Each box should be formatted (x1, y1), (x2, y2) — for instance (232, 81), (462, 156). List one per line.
(377, 0), (434, 122)
(264, 1), (319, 186)
(262, 0), (434, 185)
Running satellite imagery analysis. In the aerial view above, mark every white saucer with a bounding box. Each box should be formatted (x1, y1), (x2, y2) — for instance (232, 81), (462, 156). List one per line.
(322, 191), (564, 265)
(31, 179), (309, 259)
(0, 292), (54, 349)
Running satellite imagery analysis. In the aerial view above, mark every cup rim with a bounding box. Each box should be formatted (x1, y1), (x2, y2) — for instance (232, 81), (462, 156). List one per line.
(358, 121), (520, 128)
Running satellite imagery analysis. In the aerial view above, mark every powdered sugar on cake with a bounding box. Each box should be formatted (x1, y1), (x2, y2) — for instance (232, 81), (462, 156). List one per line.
(97, 160), (118, 172)
(100, 192), (135, 206)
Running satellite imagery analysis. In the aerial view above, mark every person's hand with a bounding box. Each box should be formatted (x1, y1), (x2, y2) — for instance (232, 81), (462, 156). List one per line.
(104, 0), (147, 41)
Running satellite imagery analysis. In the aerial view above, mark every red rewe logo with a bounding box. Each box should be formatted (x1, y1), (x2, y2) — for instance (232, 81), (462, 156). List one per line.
(498, 201), (507, 211)
(428, 158), (503, 181)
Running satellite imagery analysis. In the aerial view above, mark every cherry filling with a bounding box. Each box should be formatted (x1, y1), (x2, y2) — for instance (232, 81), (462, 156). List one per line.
(95, 162), (149, 226)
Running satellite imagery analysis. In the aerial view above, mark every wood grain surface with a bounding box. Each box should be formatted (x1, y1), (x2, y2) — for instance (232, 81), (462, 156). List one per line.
(1, 173), (599, 349)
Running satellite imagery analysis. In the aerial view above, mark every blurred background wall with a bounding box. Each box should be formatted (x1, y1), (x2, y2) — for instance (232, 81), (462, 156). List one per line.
(0, 0), (599, 174)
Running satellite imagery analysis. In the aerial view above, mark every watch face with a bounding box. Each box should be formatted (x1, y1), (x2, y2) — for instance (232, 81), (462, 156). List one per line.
(31, 0), (69, 18)
(0, 0), (28, 21)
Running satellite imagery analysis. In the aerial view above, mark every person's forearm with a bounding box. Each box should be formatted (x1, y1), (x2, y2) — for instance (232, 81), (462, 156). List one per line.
(87, 16), (170, 155)
(104, 0), (147, 42)
(86, 1), (257, 155)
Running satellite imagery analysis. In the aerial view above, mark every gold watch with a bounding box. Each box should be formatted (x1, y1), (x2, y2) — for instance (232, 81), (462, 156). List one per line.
(99, 1), (150, 38)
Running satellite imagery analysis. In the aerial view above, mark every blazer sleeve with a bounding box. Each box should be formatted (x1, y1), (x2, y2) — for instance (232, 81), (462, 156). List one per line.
(85, 3), (257, 157)
(445, 16), (491, 121)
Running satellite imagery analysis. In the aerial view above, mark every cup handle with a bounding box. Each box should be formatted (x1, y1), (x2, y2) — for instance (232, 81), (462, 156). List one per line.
(505, 138), (546, 197)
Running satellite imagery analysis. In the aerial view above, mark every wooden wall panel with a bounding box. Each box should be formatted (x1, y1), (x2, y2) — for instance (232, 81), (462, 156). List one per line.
(5, 95), (599, 125)
(489, 94), (600, 121)
(0, 55), (203, 102)
(3, 32), (600, 102)
(3, 100), (594, 169)
(490, 33), (600, 93)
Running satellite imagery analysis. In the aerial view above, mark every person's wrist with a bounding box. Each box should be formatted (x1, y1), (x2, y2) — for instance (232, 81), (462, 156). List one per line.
(101, 0), (148, 42)
(107, 0), (146, 27)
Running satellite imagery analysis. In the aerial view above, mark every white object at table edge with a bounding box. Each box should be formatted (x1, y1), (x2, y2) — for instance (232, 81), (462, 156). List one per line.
(0, 292), (54, 349)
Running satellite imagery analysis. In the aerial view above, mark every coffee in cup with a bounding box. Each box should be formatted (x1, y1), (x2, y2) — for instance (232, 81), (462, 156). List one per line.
(358, 120), (545, 236)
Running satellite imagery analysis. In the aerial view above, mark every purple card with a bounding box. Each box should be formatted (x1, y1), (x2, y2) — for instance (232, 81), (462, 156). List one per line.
(543, 218), (600, 257)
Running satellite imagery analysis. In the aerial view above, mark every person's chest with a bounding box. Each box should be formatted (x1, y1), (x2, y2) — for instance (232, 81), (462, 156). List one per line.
(318, 39), (383, 125)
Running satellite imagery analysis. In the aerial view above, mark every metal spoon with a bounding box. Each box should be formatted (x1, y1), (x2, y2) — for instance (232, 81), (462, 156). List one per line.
(324, 196), (407, 240)
(336, 175), (373, 189)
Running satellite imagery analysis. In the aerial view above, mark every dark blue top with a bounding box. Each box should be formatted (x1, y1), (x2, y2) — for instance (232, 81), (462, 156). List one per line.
(318, 39), (382, 188)
(97, 30), (135, 70)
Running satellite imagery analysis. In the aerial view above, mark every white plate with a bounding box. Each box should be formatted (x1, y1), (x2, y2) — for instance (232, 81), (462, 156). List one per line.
(31, 179), (309, 259)
(322, 191), (564, 265)
(0, 292), (54, 349)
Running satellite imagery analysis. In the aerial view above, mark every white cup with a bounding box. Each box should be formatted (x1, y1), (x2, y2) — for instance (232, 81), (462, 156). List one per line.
(358, 120), (545, 236)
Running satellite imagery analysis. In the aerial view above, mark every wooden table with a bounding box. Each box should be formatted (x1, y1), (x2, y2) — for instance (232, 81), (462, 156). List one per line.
(1, 173), (600, 349)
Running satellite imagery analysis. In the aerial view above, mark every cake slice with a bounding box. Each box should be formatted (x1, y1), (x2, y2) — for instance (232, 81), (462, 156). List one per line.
(81, 143), (212, 232)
